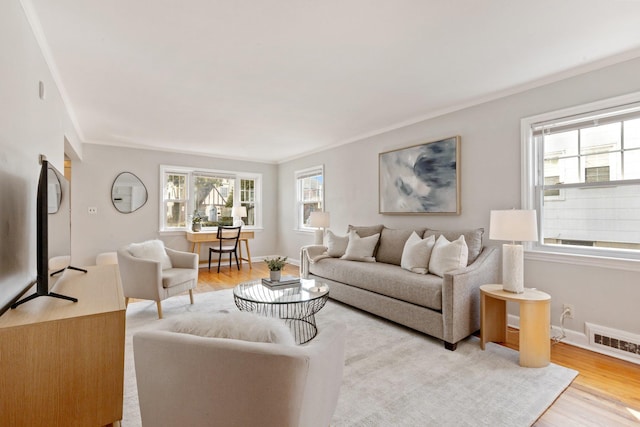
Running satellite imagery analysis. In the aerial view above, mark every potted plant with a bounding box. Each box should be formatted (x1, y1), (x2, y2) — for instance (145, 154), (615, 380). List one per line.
(264, 256), (287, 281)
(191, 210), (204, 232)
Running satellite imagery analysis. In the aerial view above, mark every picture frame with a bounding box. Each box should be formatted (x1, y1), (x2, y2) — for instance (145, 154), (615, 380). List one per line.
(379, 136), (460, 215)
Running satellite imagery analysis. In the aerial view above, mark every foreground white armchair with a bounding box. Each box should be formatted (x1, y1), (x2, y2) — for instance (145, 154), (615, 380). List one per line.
(133, 321), (346, 427)
(117, 240), (198, 318)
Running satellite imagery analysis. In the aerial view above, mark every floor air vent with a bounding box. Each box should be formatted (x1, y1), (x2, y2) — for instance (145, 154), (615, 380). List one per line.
(586, 323), (640, 361)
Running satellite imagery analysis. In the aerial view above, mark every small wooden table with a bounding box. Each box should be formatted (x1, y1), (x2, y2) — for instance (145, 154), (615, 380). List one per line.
(186, 230), (254, 268)
(480, 284), (551, 368)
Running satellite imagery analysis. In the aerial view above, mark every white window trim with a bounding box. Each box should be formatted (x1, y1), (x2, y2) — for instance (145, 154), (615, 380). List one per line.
(521, 91), (640, 271)
(159, 165), (263, 232)
(295, 165), (324, 232)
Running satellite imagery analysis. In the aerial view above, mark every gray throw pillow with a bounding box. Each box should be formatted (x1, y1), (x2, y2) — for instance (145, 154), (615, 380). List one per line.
(376, 227), (427, 265)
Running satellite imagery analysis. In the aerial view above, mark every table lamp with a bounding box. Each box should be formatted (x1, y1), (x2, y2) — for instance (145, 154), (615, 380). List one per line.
(309, 211), (330, 245)
(489, 209), (538, 293)
(232, 206), (247, 227)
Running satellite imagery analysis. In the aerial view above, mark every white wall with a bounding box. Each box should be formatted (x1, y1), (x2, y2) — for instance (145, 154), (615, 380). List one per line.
(71, 144), (278, 266)
(0, 0), (81, 312)
(279, 57), (640, 343)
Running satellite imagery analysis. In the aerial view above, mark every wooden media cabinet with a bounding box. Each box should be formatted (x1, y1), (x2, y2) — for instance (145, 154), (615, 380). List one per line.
(0, 264), (126, 426)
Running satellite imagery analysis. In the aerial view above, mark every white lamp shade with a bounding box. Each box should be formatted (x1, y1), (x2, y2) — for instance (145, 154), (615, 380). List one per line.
(231, 206), (247, 218)
(309, 211), (330, 228)
(489, 210), (538, 242)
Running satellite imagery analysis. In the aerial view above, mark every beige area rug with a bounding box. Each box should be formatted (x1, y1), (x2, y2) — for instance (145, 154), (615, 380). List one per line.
(123, 289), (577, 427)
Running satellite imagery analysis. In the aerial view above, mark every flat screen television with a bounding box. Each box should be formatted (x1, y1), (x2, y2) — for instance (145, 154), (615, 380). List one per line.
(11, 159), (84, 308)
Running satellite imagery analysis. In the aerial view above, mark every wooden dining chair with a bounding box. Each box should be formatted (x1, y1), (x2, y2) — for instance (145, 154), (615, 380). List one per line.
(208, 226), (242, 272)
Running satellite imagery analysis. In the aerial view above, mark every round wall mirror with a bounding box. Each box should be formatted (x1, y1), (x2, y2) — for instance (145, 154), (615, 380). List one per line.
(111, 172), (148, 213)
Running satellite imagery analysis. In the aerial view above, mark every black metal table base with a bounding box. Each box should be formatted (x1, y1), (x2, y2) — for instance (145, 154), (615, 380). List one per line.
(233, 282), (329, 345)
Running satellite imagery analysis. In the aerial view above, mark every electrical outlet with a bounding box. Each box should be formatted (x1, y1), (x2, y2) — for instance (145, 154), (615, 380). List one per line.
(88, 207), (97, 214)
(562, 303), (574, 319)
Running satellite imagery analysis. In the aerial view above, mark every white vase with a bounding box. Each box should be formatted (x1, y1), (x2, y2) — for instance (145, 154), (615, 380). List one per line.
(269, 270), (281, 282)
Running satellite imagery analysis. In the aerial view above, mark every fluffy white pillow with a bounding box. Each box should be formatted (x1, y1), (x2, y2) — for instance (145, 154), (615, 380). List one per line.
(168, 312), (296, 346)
(326, 230), (349, 257)
(401, 232), (436, 274)
(428, 235), (469, 277)
(128, 239), (172, 270)
(340, 230), (380, 262)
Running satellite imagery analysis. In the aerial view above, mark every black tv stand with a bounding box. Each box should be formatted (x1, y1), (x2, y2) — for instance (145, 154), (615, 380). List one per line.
(11, 290), (78, 309)
(10, 266), (87, 309)
(50, 265), (88, 277)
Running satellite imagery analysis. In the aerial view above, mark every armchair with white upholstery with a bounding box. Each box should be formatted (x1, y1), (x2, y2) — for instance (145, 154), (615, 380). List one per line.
(117, 240), (198, 318)
(133, 319), (346, 427)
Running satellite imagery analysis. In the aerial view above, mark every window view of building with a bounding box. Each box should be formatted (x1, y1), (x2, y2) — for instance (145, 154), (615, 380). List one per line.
(526, 101), (640, 258)
(193, 174), (235, 226)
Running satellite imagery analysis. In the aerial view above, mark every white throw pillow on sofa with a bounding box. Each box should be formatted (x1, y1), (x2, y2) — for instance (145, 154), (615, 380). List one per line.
(340, 230), (379, 262)
(326, 230), (349, 257)
(168, 312), (296, 346)
(128, 239), (172, 270)
(428, 235), (469, 277)
(400, 232), (436, 274)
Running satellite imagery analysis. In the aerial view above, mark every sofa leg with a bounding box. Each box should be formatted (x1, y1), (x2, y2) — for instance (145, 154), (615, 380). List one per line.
(444, 341), (457, 351)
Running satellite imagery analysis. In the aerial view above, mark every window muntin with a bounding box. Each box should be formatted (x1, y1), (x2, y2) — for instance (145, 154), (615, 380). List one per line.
(160, 166), (261, 231)
(524, 96), (640, 260)
(296, 166), (324, 230)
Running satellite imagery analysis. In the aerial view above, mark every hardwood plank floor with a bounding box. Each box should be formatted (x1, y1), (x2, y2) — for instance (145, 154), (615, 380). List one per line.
(191, 263), (640, 426)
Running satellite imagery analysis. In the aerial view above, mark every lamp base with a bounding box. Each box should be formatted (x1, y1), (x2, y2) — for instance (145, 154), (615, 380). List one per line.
(314, 229), (324, 245)
(502, 243), (524, 293)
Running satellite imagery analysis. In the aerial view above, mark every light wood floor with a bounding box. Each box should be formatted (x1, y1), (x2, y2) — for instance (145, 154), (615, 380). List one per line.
(193, 263), (640, 426)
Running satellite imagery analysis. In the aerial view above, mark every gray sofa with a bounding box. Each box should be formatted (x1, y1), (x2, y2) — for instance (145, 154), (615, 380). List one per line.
(300, 225), (500, 350)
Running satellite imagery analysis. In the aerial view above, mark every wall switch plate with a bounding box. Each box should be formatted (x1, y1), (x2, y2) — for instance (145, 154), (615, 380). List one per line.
(88, 207), (97, 214)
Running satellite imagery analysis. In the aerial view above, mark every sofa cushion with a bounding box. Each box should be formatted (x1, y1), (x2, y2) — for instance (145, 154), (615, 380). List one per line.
(309, 258), (443, 310)
(162, 267), (197, 288)
(128, 239), (172, 270)
(326, 230), (349, 257)
(167, 312), (296, 346)
(401, 233), (435, 274)
(376, 227), (427, 265)
(428, 235), (469, 278)
(341, 230), (379, 262)
(423, 228), (483, 265)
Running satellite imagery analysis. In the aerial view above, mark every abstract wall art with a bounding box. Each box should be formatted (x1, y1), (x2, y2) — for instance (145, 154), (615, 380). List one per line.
(379, 136), (460, 214)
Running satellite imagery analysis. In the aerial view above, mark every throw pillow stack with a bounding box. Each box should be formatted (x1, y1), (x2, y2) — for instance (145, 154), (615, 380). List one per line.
(325, 229), (380, 263)
(322, 227), (470, 277)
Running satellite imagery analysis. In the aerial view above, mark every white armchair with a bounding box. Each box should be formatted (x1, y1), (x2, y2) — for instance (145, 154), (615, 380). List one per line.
(117, 240), (198, 318)
(133, 320), (346, 427)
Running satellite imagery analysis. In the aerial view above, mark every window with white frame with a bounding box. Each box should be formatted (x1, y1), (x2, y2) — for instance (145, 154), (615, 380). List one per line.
(160, 166), (261, 231)
(295, 166), (324, 230)
(522, 94), (640, 260)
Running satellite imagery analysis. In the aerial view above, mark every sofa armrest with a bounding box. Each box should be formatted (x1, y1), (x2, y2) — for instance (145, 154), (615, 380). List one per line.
(166, 247), (199, 269)
(441, 246), (500, 344)
(300, 245), (328, 278)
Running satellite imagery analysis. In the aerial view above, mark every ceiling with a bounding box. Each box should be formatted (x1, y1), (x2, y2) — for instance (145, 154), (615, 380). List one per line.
(22, 0), (640, 163)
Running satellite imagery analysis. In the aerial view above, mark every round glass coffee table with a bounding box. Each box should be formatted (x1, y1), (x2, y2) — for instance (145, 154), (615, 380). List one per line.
(233, 279), (329, 344)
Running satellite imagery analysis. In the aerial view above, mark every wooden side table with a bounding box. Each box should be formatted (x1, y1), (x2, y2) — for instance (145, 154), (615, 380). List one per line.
(480, 284), (551, 368)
